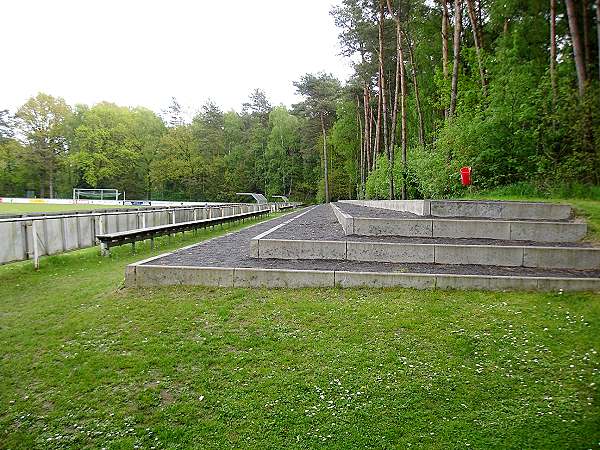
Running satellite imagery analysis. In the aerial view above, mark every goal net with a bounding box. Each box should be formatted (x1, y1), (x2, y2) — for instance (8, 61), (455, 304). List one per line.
(73, 188), (122, 203)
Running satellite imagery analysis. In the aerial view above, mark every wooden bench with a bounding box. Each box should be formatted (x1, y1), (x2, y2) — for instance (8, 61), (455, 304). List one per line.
(96, 208), (269, 255)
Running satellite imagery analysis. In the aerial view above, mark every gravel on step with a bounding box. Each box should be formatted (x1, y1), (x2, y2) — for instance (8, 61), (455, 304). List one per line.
(144, 207), (600, 279)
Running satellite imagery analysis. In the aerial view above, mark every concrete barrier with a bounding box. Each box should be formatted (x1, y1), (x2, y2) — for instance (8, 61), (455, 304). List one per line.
(338, 200), (429, 215)
(256, 239), (346, 260)
(330, 203), (354, 234)
(234, 268), (335, 288)
(338, 199), (573, 220)
(429, 200), (572, 220)
(333, 209), (586, 242)
(125, 262), (600, 292)
(346, 241), (435, 263)
(253, 237), (600, 269)
(335, 271), (436, 288)
(353, 217), (432, 237)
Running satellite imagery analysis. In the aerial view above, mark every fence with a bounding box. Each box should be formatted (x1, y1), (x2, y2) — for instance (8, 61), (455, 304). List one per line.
(0, 203), (270, 266)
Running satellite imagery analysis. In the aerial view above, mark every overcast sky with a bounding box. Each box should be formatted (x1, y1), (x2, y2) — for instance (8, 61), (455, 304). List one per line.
(2, 0), (353, 115)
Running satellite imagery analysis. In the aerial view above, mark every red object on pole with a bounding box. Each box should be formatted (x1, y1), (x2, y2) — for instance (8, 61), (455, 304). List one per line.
(460, 166), (472, 186)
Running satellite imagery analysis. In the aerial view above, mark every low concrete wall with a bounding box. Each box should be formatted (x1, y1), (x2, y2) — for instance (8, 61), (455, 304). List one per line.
(253, 238), (600, 270)
(429, 200), (572, 220)
(338, 199), (573, 220)
(125, 262), (600, 291)
(0, 203), (268, 266)
(338, 200), (429, 215)
(334, 212), (586, 242)
(330, 204), (353, 234)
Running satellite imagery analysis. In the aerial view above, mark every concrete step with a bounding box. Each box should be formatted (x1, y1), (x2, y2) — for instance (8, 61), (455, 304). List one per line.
(332, 204), (586, 242)
(127, 263), (600, 292)
(251, 237), (600, 270)
(339, 199), (573, 220)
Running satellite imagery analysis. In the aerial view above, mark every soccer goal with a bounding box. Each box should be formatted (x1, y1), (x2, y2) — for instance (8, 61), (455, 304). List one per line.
(73, 188), (123, 203)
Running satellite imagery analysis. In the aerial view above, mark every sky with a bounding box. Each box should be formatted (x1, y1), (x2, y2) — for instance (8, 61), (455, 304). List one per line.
(2, 0), (353, 115)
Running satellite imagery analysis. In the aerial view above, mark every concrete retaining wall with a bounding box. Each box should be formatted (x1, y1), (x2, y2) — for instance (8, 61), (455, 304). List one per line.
(429, 200), (572, 220)
(338, 199), (573, 220)
(125, 263), (600, 291)
(0, 203), (267, 265)
(330, 204), (353, 234)
(334, 213), (586, 242)
(252, 238), (600, 270)
(339, 200), (429, 215)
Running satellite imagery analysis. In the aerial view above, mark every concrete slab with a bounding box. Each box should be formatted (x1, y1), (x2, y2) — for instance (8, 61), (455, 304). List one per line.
(433, 219), (510, 240)
(434, 245), (524, 267)
(339, 200), (429, 215)
(523, 247), (600, 270)
(347, 241), (435, 263)
(429, 200), (572, 220)
(258, 239), (346, 260)
(536, 277), (600, 291)
(233, 267), (334, 288)
(135, 265), (234, 287)
(352, 218), (432, 237)
(510, 221), (587, 242)
(330, 203), (353, 234)
(335, 271), (435, 288)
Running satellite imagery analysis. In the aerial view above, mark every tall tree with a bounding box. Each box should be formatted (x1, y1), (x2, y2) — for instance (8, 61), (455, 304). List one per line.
(293, 73), (341, 203)
(465, 0), (487, 95)
(596, 0), (600, 80)
(441, 0), (450, 118)
(16, 93), (72, 197)
(566, 0), (587, 97)
(449, 0), (462, 117)
(550, 0), (558, 108)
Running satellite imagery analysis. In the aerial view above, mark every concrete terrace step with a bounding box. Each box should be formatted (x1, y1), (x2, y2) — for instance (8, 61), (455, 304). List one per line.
(126, 264), (600, 292)
(339, 199), (573, 220)
(251, 238), (600, 270)
(332, 203), (587, 242)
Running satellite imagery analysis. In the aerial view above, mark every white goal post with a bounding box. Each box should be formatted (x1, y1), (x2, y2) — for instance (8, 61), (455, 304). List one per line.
(73, 188), (123, 203)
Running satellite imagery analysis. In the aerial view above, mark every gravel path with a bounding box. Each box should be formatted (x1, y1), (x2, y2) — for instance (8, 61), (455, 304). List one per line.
(145, 207), (600, 279)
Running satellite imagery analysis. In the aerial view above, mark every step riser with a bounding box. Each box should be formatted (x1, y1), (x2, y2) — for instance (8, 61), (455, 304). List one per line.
(348, 218), (586, 242)
(128, 264), (600, 292)
(252, 239), (600, 270)
(339, 200), (573, 220)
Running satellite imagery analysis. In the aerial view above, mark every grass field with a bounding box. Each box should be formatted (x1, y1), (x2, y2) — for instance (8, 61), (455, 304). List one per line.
(0, 209), (599, 448)
(0, 203), (128, 214)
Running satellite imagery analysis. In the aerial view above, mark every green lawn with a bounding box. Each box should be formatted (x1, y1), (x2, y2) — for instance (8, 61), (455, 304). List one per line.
(0, 203), (128, 214)
(0, 212), (599, 449)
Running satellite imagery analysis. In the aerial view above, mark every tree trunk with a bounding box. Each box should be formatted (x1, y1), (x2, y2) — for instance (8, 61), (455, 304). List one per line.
(48, 170), (54, 199)
(550, 0), (558, 108)
(406, 30), (425, 146)
(378, 0), (390, 196)
(356, 94), (364, 199)
(465, 0), (487, 95)
(597, 0), (600, 80)
(320, 112), (330, 203)
(441, 0), (450, 119)
(386, 0), (400, 200)
(583, 0), (591, 73)
(449, 0), (462, 117)
(566, 0), (587, 97)
(364, 85), (371, 177)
